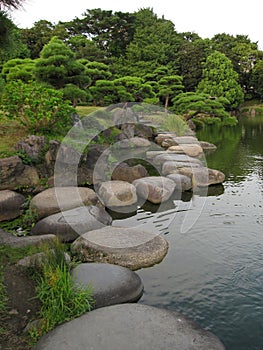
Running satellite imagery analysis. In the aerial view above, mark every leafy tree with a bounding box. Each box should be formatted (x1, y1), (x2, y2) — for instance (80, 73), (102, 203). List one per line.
(35, 36), (89, 90)
(0, 11), (29, 63)
(63, 83), (91, 107)
(197, 51), (244, 109)
(0, 0), (25, 10)
(89, 80), (118, 106)
(172, 92), (236, 127)
(250, 60), (263, 99)
(178, 34), (212, 91)
(0, 80), (75, 133)
(1, 57), (35, 82)
(158, 75), (184, 112)
(113, 76), (155, 102)
(67, 35), (106, 61)
(84, 61), (112, 86)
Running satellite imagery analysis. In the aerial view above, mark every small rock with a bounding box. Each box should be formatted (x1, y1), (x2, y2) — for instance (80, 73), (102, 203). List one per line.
(112, 163), (148, 183)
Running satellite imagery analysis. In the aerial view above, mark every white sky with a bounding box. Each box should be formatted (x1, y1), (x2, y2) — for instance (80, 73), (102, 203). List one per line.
(11, 0), (263, 50)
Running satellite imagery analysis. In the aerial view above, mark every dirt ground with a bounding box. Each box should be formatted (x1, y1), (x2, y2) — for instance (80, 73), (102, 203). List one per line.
(0, 264), (41, 350)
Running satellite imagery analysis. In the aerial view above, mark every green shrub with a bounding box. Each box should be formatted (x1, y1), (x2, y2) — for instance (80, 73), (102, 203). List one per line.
(162, 114), (189, 136)
(0, 80), (75, 133)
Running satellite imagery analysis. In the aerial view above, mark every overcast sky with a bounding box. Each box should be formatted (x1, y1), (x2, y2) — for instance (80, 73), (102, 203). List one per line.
(12, 0), (263, 49)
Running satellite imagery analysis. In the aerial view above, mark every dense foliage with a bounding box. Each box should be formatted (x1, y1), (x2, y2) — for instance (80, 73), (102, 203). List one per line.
(1, 7), (263, 131)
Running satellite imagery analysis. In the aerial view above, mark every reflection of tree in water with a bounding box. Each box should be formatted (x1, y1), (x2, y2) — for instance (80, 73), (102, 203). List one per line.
(196, 113), (263, 182)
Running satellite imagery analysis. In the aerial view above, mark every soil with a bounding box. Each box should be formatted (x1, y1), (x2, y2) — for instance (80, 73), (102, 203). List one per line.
(0, 264), (41, 350)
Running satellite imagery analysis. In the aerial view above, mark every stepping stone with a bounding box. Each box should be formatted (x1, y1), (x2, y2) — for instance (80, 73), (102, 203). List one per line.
(0, 229), (56, 248)
(30, 187), (101, 219)
(167, 173), (192, 191)
(0, 190), (25, 222)
(71, 226), (168, 270)
(98, 180), (137, 207)
(133, 176), (176, 204)
(167, 144), (203, 158)
(31, 206), (112, 242)
(115, 137), (151, 149)
(199, 141), (217, 151)
(71, 263), (144, 309)
(153, 153), (203, 166)
(33, 304), (226, 350)
(162, 161), (202, 176)
(111, 163), (148, 183)
(174, 167), (225, 187)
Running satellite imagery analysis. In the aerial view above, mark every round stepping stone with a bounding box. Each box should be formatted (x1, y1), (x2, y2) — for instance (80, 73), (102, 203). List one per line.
(0, 190), (25, 222)
(71, 263), (144, 308)
(30, 187), (100, 219)
(31, 206), (112, 242)
(33, 304), (226, 350)
(71, 226), (168, 270)
(133, 176), (176, 204)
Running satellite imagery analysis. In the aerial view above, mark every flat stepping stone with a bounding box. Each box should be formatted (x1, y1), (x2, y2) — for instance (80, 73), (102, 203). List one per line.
(0, 190), (25, 222)
(133, 176), (176, 204)
(153, 153), (203, 166)
(200, 141), (217, 151)
(162, 161), (202, 176)
(0, 229), (56, 248)
(71, 226), (168, 270)
(71, 263), (144, 309)
(33, 304), (226, 350)
(31, 206), (112, 242)
(167, 173), (192, 191)
(174, 167), (225, 187)
(115, 137), (151, 148)
(168, 144), (203, 158)
(30, 187), (100, 219)
(98, 180), (137, 207)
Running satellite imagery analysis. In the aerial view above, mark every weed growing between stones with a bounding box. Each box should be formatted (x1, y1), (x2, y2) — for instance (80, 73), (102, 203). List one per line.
(30, 239), (94, 343)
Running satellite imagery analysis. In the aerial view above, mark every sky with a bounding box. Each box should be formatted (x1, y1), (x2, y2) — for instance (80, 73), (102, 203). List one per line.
(11, 0), (263, 50)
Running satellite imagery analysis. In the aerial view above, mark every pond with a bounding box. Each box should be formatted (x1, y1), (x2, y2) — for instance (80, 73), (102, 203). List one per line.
(112, 113), (263, 350)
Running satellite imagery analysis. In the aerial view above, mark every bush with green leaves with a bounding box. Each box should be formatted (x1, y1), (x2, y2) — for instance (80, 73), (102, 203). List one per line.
(0, 80), (75, 133)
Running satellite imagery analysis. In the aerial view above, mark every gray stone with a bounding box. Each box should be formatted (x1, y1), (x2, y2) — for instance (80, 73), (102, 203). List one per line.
(98, 180), (137, 207)
(0, 156), (39, 190)
(33, 304), (226, 350)
(0, 190), (25, 222)
(200, 141), (217, 151)
(116, 137), (151, 149)
(153, 153), (203, 166)
(111, 163), (148, 183)
(31, 206), (112, 242)
(15, 135), (47, 163)
(30, 187), (101, 219)
(71, 263), (144, 308)
(155, 133), (177, 145)
(71, 226), (168, 270)
(167, 173), (192, 191)
(174, 167), (225, 187)
(133, 176), (176, 204)
(162, 161), (202, 176)
(0, 229), (56, 248)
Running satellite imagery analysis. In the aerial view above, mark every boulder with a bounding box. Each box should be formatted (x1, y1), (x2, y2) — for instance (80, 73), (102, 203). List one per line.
(166, 173), (192, 191)
(15, 135), (47, 163)
(31, 206), (112, 242)
(0, 156), (39, 190)
(71, 263), (144, 309)
(0, 190), (25, 222)
(98, 181), (137, 207)
(133, 176), (176, 204)
(33, 304), (226, 350)
(167, 144), (203, 158)
(30, 187), (101, 219)
(199, 141), (217, 151)
(155, 133), (177, 146)
(71, 226), (169, 270)
(111, 163), (148, 183)
(162, 161), (202, 176)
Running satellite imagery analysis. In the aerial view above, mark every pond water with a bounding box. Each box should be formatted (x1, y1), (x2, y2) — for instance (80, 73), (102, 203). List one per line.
(112, 113), (263, 350)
